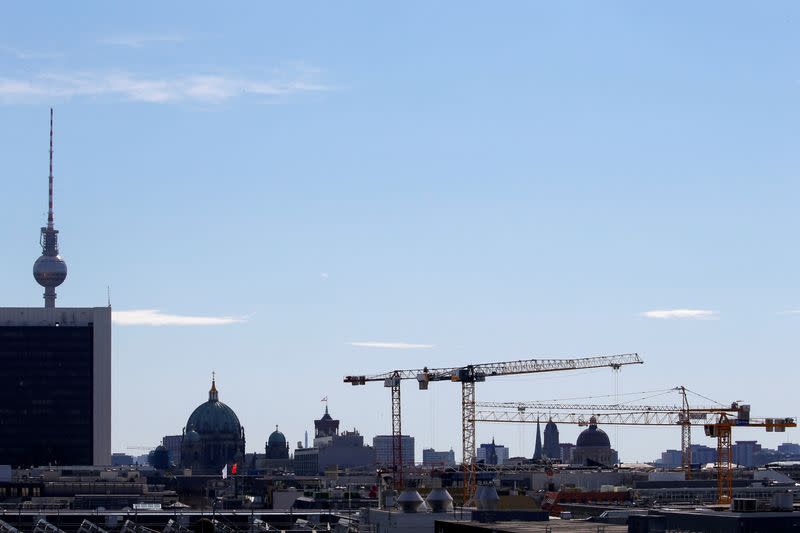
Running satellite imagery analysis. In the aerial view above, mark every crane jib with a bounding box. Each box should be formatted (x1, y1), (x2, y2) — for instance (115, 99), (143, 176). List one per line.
(343, 352), (642, 384)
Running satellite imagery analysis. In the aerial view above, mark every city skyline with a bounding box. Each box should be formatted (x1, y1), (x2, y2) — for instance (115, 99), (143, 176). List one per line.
(1, 2), (798, 463)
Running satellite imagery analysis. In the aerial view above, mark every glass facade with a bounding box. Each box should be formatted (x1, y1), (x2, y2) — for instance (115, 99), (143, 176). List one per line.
(0, 325), (94, 467)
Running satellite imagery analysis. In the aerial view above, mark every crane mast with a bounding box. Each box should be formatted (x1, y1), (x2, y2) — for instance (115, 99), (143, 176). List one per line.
(679, 386), (692, 479)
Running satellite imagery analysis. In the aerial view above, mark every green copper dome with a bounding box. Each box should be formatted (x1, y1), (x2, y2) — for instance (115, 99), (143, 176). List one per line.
(186, 378), (242, 435)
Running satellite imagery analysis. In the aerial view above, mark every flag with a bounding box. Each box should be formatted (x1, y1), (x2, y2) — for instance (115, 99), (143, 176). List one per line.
(231, 463), (238, 475)
(321, 396), (327, 402)
(221, 464), (228, 479)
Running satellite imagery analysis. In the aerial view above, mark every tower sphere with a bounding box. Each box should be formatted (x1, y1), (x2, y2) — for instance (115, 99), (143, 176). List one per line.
(33, 254), (67, 288)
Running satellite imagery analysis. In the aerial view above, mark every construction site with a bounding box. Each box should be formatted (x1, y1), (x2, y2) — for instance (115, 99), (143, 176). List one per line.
(344, 352), (800, 532)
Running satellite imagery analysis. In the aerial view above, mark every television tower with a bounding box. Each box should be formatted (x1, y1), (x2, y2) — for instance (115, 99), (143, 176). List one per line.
(33, 108), (67, 307)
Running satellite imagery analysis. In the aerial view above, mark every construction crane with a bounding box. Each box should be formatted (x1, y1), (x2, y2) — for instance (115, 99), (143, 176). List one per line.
(474, 398), (796, 504)
(344, 352), (643, 497)
(478, 386), (713, 480)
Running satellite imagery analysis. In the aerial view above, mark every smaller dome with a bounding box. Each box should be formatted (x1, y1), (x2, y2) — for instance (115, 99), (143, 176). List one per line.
(268, 426), (286, 447)
(185, 430), (201, 444)
(576, 417), (611, 448)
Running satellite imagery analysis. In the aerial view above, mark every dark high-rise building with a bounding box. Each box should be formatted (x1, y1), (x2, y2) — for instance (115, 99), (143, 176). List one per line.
(0, 111), (111, 467)
(544, 418), (560, 460)
(0, 307), (112, 467)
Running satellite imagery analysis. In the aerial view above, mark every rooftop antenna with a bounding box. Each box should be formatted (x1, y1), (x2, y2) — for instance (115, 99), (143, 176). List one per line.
(33, 108), (68, 307)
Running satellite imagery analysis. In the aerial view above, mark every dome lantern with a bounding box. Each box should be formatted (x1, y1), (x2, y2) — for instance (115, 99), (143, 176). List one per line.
(209, 372), (219, 402)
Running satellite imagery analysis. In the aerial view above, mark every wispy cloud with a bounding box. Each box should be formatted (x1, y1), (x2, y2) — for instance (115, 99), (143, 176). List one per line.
(640, 309), (718, 320)
(777, 310), (800, 316)
(0, 68), (330, 104)
(320, 272), (330, 280)
(349, 341), (434, 349)
(0, 45), (62, 60)
(98, 33), (186, 48)
(113, 309), (244, 326)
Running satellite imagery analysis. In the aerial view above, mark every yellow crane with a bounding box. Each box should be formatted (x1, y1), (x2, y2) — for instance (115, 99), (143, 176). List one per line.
(344, 352), (643, 498)
(474, 397), (795, 504)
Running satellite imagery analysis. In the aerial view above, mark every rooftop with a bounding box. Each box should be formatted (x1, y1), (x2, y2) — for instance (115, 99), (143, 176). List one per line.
(434, 519), (627, 532)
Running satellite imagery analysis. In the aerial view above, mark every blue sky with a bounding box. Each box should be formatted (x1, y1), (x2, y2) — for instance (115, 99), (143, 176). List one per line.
(0, 2), (798, 463)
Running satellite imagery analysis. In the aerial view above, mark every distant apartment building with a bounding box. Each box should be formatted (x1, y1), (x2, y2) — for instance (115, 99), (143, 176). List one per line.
(733, 441), (759, 468)
(294, 430), (374, 475)
(162, 435), (182, 467)
(293, 447), (319, 476)
(111, 453), (134, 466)
(656, 444), (716, 467)
(477, 441), (509, 465)
(659, 449), (682, 468)
(691, 444), (717, 466)
(373, 435), (415, 467)
(778, 443), (800, 456)
(422, 448), (456, 467)
(558, 443), (575, 464)
(657, 441), (800, 469)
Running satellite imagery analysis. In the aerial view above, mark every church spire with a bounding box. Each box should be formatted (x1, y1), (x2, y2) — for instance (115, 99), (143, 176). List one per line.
(533, 418), (543, 460)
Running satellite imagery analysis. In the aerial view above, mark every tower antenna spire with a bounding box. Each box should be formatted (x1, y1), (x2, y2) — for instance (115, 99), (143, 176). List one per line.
(33, 108), (67, 307)
(48, 107), (54, 228)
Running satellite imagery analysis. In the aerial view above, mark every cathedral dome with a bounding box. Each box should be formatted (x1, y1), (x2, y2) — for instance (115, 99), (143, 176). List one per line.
(180, 376), (245, 474)
(185, 378), (242, 435)
(576, 417), (610, 448)
(268, 427), (286, 447)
